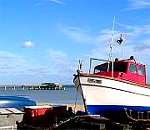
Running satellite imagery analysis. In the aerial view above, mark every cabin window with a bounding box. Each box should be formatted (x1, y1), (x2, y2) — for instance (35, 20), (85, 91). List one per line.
(137, 66), (145, 75)
(94, 62), (127, 73)
(129, 64), (137, 73)
(112, 62), (127, 72)
(94, 63), (108, 73)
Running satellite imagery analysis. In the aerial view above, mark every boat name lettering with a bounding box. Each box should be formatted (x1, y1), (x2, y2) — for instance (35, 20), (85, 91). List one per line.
(87, 78), (102, 84)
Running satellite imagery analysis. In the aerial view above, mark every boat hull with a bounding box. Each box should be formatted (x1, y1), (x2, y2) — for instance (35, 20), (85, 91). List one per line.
(87, 105), (150, 113)
(0, 96), (36, 109)
(74, 74), (150, 121)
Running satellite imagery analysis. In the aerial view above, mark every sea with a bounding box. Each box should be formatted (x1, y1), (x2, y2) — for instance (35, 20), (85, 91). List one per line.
(0, 85), (83, 105)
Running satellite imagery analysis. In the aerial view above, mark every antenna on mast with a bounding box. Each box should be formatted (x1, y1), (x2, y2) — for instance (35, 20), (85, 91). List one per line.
(78, 60), (82, 71)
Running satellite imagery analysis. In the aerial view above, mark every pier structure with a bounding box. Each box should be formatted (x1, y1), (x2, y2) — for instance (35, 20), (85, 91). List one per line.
(0, 83), (65, 91)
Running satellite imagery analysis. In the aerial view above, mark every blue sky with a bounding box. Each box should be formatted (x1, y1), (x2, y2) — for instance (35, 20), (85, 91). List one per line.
(0, 0), (150, 84)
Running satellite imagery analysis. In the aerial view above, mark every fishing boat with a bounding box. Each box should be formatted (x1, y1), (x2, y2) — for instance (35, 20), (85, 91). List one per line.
(73, 55), (150, 122)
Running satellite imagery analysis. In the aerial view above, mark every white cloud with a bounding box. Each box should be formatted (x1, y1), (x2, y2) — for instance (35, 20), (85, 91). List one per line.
(0, 49), (75, 84)
(23, 40), (34, 48)
(48, 0), (64, 4)
(127, 0), (150, 10)
(90, 23), (150, 58)
(60, 23), (150, 55)
(133, 39), (150, 52)
(60, 25), (94, 44)
(106, 23), (150, 46)
(34, 0), (64, 6)
(60, 24), (129, 45)
(0, 51), (19, 60)
(48, 49), (74, 75)
(48, 48), (67, 61)
(95, 28), (128, 45)
(0, 51), (27, 75)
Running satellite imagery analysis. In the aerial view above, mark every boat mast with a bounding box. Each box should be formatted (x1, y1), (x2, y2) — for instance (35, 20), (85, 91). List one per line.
(109, 16), (115, 78)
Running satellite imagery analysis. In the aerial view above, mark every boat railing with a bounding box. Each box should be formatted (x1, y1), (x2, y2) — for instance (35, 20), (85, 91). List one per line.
(124, 108), (150, 122)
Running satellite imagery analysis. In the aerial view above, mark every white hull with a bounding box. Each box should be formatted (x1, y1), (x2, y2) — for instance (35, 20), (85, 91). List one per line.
(74, 74), (150, 114)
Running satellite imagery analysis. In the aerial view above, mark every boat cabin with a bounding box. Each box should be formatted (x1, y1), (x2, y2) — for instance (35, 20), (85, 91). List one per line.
(94, 56), (146, 86)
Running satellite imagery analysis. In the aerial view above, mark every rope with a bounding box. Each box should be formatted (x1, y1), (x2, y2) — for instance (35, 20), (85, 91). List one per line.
(74, 84), (79, 113)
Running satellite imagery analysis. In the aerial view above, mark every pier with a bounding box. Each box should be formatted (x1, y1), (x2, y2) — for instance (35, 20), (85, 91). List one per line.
(0, 83), (65, 91)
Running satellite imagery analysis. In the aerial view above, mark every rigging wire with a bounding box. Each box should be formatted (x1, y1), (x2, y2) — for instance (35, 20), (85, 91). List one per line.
(74, 85), (78, 113)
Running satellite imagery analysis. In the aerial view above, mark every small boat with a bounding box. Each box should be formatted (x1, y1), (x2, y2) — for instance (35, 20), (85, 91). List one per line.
(0, 96), (36, 109)
(73, 56), (150, 122)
